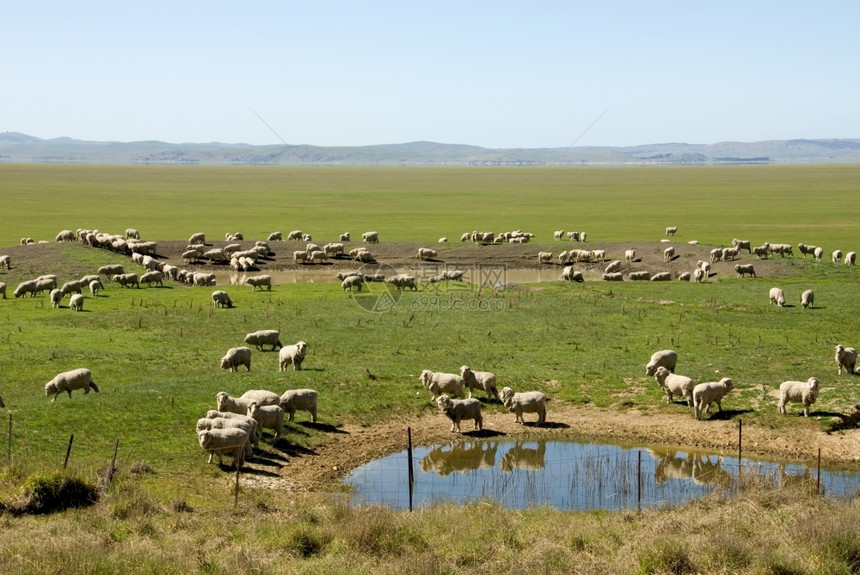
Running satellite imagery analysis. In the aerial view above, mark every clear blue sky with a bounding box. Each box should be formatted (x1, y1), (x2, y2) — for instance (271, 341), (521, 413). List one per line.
(3, 1), (858, 148)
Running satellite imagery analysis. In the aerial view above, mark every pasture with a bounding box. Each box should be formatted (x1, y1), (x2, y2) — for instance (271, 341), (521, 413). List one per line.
(0, 163), (859, 573)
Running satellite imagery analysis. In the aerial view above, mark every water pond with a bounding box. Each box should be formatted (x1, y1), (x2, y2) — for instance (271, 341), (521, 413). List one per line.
(344, 440), (860, 511)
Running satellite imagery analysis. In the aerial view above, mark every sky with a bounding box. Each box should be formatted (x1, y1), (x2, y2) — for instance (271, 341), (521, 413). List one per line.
(3, 1), (859, 149)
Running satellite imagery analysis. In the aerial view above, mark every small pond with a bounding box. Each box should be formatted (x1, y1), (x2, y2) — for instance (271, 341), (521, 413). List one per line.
(343, 440), (860, 511)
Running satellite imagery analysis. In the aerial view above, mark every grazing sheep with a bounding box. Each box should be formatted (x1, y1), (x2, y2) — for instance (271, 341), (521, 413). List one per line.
(769, 287), (786, 307)
(340, 232), (350, 242)
(801, 289), (814, 309)
(60, 280), (84, 295)
(419, 370), (466, 400)
(645, 349), (677, 376)
(604, 260), (622, 273)
(732, 239), (752, 253)
(0, 282), (5, 299)
(55, 229), (76, 242)
(625, 249), (636, 264)
(279, 388), (318, 422)
(752, 244), (770, 259)
(247, 402), (285, 441)
(813, 246), (824, 261)
(778, 377), (820, 417)
(14, 280), (37, 298)
(561, 266), (583, 282)
(845, 252), (856, 265)
(278, 341), (308, 371)
(709, 248), (723, 263)
(499, 386), (547, 425)
(417, 247), (437, 260)
(692, 268), (706, 283)
(267, 231), (283, 241)
(204, 410), (260, 445)
(665, 226), (677, 236)
(219, 346), (252, 372)
(693, 378), (734, 420)
(0, 255), (10, 269)
(244, 329), (282, 351)
(601, 272), (623, 281)
(663, 246), (675, 262)
(387, 274), (418, 290)
(215, 391), (256, 415)
(721, 246), (740, 261)
(553, 230), (565, 240)
(835, 344), (857, 375)
(293, 250), (308, 264)
(239, 389), (281, 407)
(112, 273), (140, 288)
(287, 230), (303, 241)
(308, 250), (328, 264)
(436, 395), (483, 432)
(629, 271), (651, 281)
(244, 275), (272, 291)
(197, 428), (249, 467)
(653, 366), (694, 406)
(49, 288), (64, 308)
(140, 270), (164, 287)
(734, 264), (756, 278)
(44, 368), (99, 402)
(538, 251), (554, 264)
(211, 290), (233, 308)
(362, 231), (379, 243)
(651, 272), (671, 281)
(69, 293), (84, 312)
(832, 250), (843, 264)
(88, 279), (104, 296)
(797, 243), (817, 258)
(192, 272), (216, 286)
(459, 366), (498, 400)
(769, 244), (792, 258)
(188, 232), (206, 245)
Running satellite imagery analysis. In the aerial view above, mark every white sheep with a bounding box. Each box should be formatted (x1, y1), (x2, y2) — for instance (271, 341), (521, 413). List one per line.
(419, 370), (466, 400)
(693, 378), (734, 420)
(538, 251), (554, 264)
(140, 270), (164, 287)
(215, 391), (256, 415)
(205, 410), (260, 445)
(721, 246), (740, 261)
(267, 231), (283, 241)
(387, 274), (418, 291)
(436, 395), (483, 432)
(287, 230), (303, 241)
(188, 232), (206, 245)
(69, 293), (84, 312)
(89, 279), (104, 297)
(561, 266), (583, 282)
(279, 388), (318, 422)
(278, 341), (308, 371)
(845, 252), (856, 266)
(663, 246), (675, 262)
(112, 273), (140, 288)
(293, 250), (308, 264)
(340, 232), (350, 242)
(752, 244), (770, 259)
(665, 226), (677, 236)
(211, 290), (233, 308)
(553, 230), (565, 240)
(602, 272), (623, 281)
(832, 250), (843, 264)
(778, 377), (820, 417)
(459, 366), (498, 400)
(247, 401), (285, 442)
(629, 271), (651, 281)
(244, 329), (282, 351)
(60, 280), (84, 295)
(813, 246), (824, 261)
(798, 243), (817, 258)
(732, 239), (752, 253)
(835, 344), (857, 376)
(769, 287), (785, 307)
(198, 428), (249, 467)
(244, 275), (272, 291)
(734, 264), (756, 278)
(499, 386), (547, 425)
(220, 346), (252, 371)
(238, 389), (281, 407)
(0, 255), (10, 269)
(196, 417), (256, 456)
(801, 289), (814, 309)
(49, 288), (64, 308)
(0, 282), (5, 299)
(645, 349), (677, 376)
(650, 272), (671, 281)
(44, 368), (99, 401)
(678, 272), (692, 281)
(417, 247), (437, 260)
(624, 249), (636, 264)
(653, 366), (694, 406)
(362, 231), (379, 243)
(14, 280), (37, 298)
(604, 260), (622, 274)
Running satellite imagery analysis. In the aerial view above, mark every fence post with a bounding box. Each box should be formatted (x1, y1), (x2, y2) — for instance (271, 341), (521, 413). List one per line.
(637, 450), (642, 513)
(737, 419), (742, 487)
(407, 427), (414, 512)
(817, 447), (821, 495)
(7, 413), (11, 467)
(64, 434), (74, 469)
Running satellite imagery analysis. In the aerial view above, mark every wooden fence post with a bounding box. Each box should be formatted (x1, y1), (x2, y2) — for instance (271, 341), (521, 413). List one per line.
(407, 427), (414, 512)
(64, 434), (74, 469)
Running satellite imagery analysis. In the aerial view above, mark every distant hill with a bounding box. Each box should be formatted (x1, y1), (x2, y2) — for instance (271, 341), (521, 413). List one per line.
(1, 132), (859, 166)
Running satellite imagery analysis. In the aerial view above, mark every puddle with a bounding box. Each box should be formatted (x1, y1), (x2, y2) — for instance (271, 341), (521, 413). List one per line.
(343, 440), (860, 511)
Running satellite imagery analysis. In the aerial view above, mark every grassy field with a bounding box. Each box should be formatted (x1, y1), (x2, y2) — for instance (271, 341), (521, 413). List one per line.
(3, 163), (860, 247)
(1, 164), (860, 573)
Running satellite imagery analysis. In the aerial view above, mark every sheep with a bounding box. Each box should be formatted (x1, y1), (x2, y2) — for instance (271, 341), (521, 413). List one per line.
(624, 249), (636, 264)
(196, 418), (255, 458)
(436, 395), (483, 433)
(845, 252), (856, 265)
(219, 346), (252, 372)
(692, 268), (706, 283)
(721, 246), (740, 261)
(188, 232), (206, 245)
(49, 288), (64, 308)
(499, 386), (547, 425)
(353, 249), (374, 263)
(34, 277), (57, 295)
(244, 275), (272, 291)
(709, 248), (723, 263)
(362, 231), (379, 243)
(778, 377), (820, 417)
(419, 370), (466, 400)
(663, 246), (675, 262)
(653, 366), (694, 406)
(387, 274), (418, 290)
(459, 366), (498, 400)
(650, 272), (671, 281)
(267, 231), (283, 241)
(308, 250), (328, 264)
(0, 282), (5, 299)
(561, 266), (583, 282)
(698, 260), (711, 276)
(244, 329), (282, 351)
(204, 410), (260, 445)
(278, 341), (308, 371)
(211, 290), (233, 308)
(693, 378), (734, 420)
(55, 229), (75, 242)
(734, 264), (756, 278)
(645, 349), (677, 376)
(279, 388), (318, 422)
(797, 243), (818, 258)
(801, 289), (814, 309)
(770, 243), (793, 257)
(287, 230), (303, 241)
(112, 273), (140, 288)
(301, 233), (312, 242)
(60, 280), (84, 295)
(417, 247), (437, 260)
(197, 427), (249, 467)
(590, 249), (605, 262)
(247, 402), (285, 441)
(769, 287), (786, 307)
(538, 251), (554, 264)
(140, 270), (164, 287)
(628, 271), (651, 281)
(678, 272), (692, 281)
(553, 230), (565, 240)
(602, 272), (623, 281)
(339, 232), (350, 242)
(0, 255), (10, 269)
(192, 272), (216, 286)
(182, 249), (201, 264)
(69, 293), (84, 312)
(215, 391), (257, 415)
(813, 246), (824, 262)
(732, 238), (752, 253)
(665, 226), (677, 236)
(44, 368), (99, 401)
(604, 260), (622, 273)
(293, 250), (308, 264)
(14, 280), (37, 298)
(832, 250), (843, 264)
(835, 344), (857, 375)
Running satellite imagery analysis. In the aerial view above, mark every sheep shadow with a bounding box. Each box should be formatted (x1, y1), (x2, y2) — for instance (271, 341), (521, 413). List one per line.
(278, 443), (319, 459)
(295, 421), (348, 434)
(704, 408), (753, 421)
(250, 448), (290, 466)
(530, 421), (570, 429)
(462, 429), (506, 438)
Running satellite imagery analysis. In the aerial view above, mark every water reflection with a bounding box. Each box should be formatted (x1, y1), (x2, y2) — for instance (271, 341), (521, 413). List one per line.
(344, 439), (860, 511)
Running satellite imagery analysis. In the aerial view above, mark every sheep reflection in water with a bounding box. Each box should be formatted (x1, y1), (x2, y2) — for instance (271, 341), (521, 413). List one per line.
(419, 442), (498, 476)
(647, 448), (732, 487)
